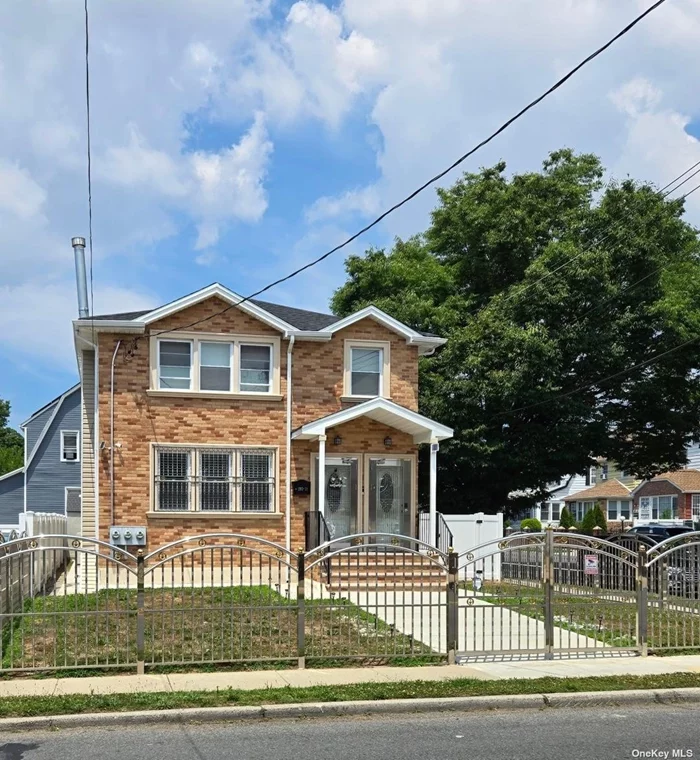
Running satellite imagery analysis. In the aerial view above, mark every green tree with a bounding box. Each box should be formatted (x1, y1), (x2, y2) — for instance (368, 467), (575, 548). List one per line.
(0, 398), (23, 475)
(332, 150), (700, 512)
(593, 503), (608, 533)
(559, 506), (575, 530)
(580, 509), (597, 535)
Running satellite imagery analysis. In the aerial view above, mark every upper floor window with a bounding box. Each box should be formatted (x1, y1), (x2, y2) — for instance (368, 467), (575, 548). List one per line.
(240, 344), (272, 393)
(344, 340), (390, 399)
(60, 431), (79, 462)
(152, 334), (279, 396)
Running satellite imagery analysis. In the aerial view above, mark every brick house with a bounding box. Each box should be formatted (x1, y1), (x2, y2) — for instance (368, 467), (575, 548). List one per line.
(563, 479), (634, 530)
(633, 470), (700, 523)
(72, 280), (453, 553)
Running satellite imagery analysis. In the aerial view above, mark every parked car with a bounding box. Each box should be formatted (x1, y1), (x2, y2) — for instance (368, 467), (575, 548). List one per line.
(611, 529), (699, 599)
(627, 524), (695, 541)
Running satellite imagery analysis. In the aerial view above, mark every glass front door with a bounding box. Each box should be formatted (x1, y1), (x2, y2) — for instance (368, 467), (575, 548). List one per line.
(368, 458), (412, 537)
(315, 457), (359, 542)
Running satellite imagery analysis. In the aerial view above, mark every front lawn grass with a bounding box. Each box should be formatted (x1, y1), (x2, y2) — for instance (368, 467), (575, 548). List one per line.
(476, 581), (700, 650)
(2, 672), (700, 718)
(1, 586), (435, 672)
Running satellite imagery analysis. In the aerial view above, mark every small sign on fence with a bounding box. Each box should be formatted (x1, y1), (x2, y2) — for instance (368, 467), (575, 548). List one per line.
(584, 554), (599, 575)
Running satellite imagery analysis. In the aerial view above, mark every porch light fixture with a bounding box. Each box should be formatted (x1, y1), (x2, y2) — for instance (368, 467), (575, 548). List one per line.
(383, 436), (393, 448)
(333, 435), (342, 446)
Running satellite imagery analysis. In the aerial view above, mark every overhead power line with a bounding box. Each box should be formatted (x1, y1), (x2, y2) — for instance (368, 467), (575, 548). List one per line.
(142, 0), (668, 341)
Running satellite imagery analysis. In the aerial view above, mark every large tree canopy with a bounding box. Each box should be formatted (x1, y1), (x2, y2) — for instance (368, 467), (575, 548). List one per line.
(0, 398), (23, 476)
(332, 150), (700, 512)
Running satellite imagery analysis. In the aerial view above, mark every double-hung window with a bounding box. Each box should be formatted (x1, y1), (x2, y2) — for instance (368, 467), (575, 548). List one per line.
(692, 494), (700, 522)
(200, 342), (232, 392)
(154, 446), (275, 512)
(345, 340), (390, 398)
(159, 341), (192, 390)
(60, 431), (79, 462)
(240, 345), (272, 393)
(154, 336), (277, 395)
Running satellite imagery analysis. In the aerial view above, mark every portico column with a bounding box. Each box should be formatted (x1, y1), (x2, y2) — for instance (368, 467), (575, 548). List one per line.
(318, 434), (327, 517)
(429, 437), (438, 548)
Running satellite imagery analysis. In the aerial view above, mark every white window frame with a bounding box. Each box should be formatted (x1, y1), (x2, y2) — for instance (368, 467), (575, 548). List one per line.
(150, 333), (280, 397)
(199, 340), (234, 393)
(60, 430), (80, 462)
(239, 342), (273, 395)
(152, 444), (277, 513)
(343, 339), (391, 400)
(692, 494), (700, 522)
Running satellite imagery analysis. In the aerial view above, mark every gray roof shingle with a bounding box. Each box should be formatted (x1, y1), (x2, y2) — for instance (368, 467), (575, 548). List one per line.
(89, 297), (438, 336)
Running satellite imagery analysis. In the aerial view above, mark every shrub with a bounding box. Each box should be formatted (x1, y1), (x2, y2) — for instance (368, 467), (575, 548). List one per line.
(593, 503), (608, 532)
(520, 517), (542, 532)
(580, 509), (597, 535)
(559, 506), (574, 530)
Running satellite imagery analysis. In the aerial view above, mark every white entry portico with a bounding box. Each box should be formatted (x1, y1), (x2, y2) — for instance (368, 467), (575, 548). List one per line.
(292, 398), (453, 546)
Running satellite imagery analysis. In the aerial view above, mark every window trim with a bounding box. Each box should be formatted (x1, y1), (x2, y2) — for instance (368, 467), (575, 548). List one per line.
(343, 339), (391, 400)
(60, 430), (80, 463)
(150, 443), (279, 515)
(150, 332), (281, 397)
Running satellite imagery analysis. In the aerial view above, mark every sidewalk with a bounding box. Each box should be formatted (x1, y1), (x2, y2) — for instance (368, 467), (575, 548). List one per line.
(2, 654), (700, 698)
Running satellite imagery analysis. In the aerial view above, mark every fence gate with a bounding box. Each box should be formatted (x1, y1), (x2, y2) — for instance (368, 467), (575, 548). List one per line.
(646, 535), (700, 653)
(457, 534), (546, 658)
(549, 534), (639, 655)
(303, 534), (448, 664)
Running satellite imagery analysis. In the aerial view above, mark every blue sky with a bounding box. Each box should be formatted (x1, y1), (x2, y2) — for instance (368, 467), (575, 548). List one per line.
(2, 0), (700, 429)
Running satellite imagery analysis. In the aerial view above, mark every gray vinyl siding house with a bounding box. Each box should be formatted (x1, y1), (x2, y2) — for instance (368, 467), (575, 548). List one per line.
(0, 469), (24, 527)
(0, 384), (81, 528)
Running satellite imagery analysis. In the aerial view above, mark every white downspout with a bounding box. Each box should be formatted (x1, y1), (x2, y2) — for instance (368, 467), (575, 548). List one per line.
(110, 340), (122, 528)
(285, 335), (295, 553)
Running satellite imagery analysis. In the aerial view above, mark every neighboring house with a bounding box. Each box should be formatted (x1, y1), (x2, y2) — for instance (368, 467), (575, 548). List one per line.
(71, 281), (453, 551)
(564, 479), (633, 528)
(633, 469), (700, 523)
(0, 385), (81, 530)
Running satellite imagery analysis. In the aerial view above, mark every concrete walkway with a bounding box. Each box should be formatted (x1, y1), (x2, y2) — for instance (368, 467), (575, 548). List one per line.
(1, 655), (700, 698)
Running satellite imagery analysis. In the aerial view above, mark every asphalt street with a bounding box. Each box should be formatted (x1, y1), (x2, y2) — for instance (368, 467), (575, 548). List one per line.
(1, 703), (699, 760)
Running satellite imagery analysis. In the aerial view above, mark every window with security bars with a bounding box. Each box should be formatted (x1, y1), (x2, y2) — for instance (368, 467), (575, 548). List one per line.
(154, 446), (275, 512)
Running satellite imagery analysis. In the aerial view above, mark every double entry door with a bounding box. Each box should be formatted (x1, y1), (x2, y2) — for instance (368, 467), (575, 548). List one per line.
(314, 454), (414, 542)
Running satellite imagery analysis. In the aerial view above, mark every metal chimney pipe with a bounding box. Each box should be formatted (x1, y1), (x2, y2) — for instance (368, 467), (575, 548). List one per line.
(71, 236), (90, 319)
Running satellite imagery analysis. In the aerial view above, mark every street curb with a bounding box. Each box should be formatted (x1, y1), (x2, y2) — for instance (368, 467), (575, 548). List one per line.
(3, 688), (700, 732)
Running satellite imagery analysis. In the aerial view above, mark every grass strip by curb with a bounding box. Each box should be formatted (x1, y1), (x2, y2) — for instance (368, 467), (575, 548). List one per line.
(3, 672), (700, 719)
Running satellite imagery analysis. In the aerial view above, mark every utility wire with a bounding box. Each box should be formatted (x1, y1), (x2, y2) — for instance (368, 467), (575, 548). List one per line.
(84, 0), (94, 327)
(141, 0), (668, 342)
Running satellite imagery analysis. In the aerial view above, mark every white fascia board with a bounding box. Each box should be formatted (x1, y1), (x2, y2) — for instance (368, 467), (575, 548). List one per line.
(138, 283), (296, 334)
(20, 384), (81, 428)
(292, 397), (453, 441)
(25, 392), (67, 468)
(0, 467), (24, 482)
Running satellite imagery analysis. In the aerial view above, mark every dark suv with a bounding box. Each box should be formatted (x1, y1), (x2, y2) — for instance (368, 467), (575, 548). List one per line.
(627, 524), (695, 541)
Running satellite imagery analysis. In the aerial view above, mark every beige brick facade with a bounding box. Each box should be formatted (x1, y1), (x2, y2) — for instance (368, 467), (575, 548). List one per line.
(95, 296), (422, 550)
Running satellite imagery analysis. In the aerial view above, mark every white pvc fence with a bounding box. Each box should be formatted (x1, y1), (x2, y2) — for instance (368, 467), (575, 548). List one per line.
(1, 512), (68, 614)
(444, 512), (504, 580)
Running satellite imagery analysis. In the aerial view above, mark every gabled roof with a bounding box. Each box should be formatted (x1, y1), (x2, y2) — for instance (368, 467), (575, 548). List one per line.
(0, 467), (23, 482)
(564, 479), (632, 501)
(648, 469), (700, 493)
(78, 283), (445, 353)
(23, 385), (80, 467)
(292, 397), (453, 444)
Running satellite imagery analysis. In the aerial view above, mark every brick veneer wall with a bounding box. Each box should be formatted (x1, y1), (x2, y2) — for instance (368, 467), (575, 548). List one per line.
(96, 297), (421, 550)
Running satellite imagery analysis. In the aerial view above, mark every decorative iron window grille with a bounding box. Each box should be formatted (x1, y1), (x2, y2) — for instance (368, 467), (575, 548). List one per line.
(155, 446), (275, 512)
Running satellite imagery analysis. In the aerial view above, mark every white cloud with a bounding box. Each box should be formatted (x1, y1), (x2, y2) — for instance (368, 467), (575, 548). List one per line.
(305, 185), (380, 223)
(0, 160), (46, 220)
(610, 78), (663, 117)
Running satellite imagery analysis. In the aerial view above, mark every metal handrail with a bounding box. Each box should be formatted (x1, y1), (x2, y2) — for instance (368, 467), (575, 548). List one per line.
(436, 512), (453, 555)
